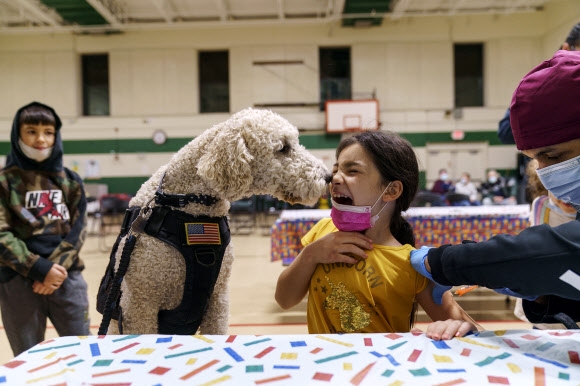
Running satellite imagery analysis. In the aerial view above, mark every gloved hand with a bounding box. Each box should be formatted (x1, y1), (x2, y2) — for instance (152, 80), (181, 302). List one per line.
(410, 246), (434, 280)
(493, 287), (538, 301)
(411, 246), (452, 305)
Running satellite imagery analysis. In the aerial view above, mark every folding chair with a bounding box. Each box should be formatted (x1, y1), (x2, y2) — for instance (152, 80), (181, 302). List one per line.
(255, 195), (285, 235)
(229, 196), (256, 235)
(445, 192), (471, 206)
(98, 194), (131, 251)
(410, 190), (446, 207)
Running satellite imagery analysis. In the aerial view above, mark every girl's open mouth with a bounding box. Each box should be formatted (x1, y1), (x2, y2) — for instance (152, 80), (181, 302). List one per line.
(332, 194), (353, 206)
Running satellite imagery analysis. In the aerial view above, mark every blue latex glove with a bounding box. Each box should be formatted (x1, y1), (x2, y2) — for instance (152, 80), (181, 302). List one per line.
(410, 246), (452, 305)
(493, 288), (538, 301)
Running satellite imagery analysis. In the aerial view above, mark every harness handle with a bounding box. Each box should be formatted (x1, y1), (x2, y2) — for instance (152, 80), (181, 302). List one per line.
(98, 207), (151, 335)
(98, 234), (137, 335)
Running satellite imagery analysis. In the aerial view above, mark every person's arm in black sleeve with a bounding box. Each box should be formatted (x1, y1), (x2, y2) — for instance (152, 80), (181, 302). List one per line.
(522, 296), (580, 324)
(497, 108), (516, 144)
(478, 182), (491, 200)
(427, 221), (580, 301)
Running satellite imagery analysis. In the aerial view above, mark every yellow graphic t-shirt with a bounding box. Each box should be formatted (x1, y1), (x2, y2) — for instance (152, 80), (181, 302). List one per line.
(303, 218), (428, 334)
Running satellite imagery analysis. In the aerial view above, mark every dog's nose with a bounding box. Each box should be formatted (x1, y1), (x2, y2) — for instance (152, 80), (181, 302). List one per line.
(324, 173), (333, 184)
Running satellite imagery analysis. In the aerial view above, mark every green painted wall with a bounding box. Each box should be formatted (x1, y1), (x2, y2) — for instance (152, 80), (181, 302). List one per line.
(49, 129), (503, 154)
(93, 170), (512, 195)
(86, 177), (148, 195)
(0, 130), (512, 193)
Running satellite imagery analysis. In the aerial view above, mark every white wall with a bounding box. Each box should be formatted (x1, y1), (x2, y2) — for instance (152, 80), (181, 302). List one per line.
(110, 49), (198, 116)
(0, 2), (577, 134)
(0, 0), (577, 182)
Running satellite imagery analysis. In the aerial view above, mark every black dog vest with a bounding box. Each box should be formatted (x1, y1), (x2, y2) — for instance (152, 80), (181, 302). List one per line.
(97, 205), (230, 335)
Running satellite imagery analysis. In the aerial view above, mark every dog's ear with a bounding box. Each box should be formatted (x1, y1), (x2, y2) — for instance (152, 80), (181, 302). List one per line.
(197, 130), (253, 198)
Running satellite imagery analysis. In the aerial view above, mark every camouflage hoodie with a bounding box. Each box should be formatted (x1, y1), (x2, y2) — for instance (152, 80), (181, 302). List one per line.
(0, 101), (86, 283)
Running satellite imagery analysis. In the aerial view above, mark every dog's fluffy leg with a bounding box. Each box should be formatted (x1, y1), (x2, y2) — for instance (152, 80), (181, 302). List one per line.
(119, 284), (162, 334)
(117, 238), (185, 335)
(107, 322), (120, 335)
(198, 245), (234, 334)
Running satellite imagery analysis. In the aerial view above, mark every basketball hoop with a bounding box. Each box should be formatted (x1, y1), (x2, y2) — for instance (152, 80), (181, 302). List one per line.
(343, 114), (362, 131)
(325, 100), (379, 133)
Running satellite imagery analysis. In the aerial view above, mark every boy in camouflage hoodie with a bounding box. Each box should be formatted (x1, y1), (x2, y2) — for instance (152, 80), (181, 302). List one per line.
(0, 102), (89, 356)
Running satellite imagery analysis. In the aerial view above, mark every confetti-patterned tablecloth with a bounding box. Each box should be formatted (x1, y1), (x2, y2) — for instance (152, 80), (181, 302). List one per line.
(1, 330), (578, 385)
(0, 330), (580, 386)
(271, 209), (530, 264)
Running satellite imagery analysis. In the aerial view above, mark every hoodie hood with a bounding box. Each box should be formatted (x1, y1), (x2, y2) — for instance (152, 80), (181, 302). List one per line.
(5, 101), (64, 172)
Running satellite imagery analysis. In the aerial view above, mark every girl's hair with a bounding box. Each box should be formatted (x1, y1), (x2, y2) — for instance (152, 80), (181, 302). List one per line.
(19, 105), (56, 127)
(336, 131), (419, 246)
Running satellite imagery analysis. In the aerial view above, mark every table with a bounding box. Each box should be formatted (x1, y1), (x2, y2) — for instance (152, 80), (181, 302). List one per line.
(271, 205), (530, 264)
(2, 330), (578, 385)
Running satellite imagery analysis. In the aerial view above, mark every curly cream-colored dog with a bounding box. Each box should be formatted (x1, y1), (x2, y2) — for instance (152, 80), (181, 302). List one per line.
(100, 108), (329, 335)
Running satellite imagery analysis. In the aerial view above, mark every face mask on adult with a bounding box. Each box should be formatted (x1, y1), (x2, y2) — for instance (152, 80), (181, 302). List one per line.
(330, 183), (392, 232)
(488, 176), (498, 184)
(536, 155), (580, 212)
(440, 173), (449, 181)
(18, 139), (53, 163)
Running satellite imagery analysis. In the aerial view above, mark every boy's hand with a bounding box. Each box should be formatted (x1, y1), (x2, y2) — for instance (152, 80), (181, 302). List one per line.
(43, 264), (67, 289)
(32, 281), (56, 295)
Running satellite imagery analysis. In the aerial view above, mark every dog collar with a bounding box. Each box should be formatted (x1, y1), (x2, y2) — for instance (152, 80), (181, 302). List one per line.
(155, 171), (219, 207)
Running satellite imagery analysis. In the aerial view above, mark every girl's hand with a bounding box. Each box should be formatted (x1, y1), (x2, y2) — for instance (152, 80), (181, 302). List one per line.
(424, 319), (477, 340)
(305, 231), (373, 265)
(275, 231), (372, 310)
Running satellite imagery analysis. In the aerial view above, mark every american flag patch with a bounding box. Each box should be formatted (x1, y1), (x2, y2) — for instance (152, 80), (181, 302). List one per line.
(185, 223), (221, 245)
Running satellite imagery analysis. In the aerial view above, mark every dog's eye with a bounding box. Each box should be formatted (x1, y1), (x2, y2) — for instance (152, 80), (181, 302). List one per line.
(278, 143), (291, 154)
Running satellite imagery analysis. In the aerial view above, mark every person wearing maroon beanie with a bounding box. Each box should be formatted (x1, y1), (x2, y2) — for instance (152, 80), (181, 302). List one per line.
(497, 22), (580, 204)
(410, 50), (580, 339)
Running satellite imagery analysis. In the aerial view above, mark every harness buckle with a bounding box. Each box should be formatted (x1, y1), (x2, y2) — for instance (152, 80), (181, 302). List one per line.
(129, 207), (152, 236)
(176, 194), (187, 207)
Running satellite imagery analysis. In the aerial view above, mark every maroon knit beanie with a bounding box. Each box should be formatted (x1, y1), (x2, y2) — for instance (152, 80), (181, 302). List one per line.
(510, 50), (580, 150)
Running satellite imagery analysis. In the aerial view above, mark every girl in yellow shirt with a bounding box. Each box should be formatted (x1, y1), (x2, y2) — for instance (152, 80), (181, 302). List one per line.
(275, 131), (480, 340)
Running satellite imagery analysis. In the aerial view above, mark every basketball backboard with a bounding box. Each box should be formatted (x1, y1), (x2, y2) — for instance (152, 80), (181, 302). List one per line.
(325, 99), (379, 133)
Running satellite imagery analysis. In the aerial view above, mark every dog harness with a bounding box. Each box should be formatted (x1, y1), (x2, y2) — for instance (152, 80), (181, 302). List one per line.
(97, 175), (230, 335)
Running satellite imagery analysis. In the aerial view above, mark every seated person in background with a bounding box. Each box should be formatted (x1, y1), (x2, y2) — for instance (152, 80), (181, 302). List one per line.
(513, 159), (578, 329)
(479, 169), (517, 205)
(431, 168), (454, 195)
(452, 172), (481, 206)
(428, 168), (453, 206)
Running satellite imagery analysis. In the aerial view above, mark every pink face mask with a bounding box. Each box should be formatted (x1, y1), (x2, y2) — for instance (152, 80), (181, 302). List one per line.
(330, 184), (391, 232)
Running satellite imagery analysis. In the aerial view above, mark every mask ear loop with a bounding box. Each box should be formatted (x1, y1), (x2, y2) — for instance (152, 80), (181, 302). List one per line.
(370, 182), (393, 225)
(371, 182), (393, 208)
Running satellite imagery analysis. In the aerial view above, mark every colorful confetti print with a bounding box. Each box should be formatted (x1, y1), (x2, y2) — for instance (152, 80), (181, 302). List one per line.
(271, 209), (530, 263)
(0, 330), (578, 385)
